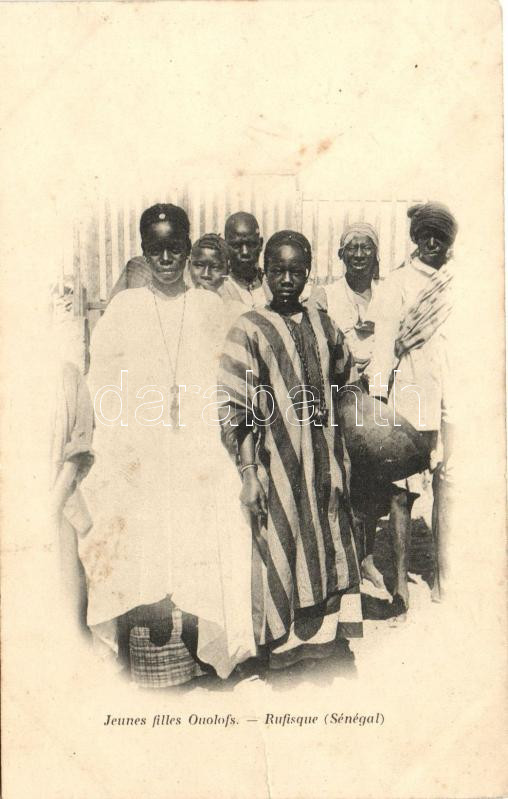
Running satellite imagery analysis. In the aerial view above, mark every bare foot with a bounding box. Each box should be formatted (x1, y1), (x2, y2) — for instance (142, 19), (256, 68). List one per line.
(388, 612), (408, 627)
(361, 556), (388, 593)
(388, 589), (409, 627)
(361, 580), (392, 602)
(394, 582), (409, 611)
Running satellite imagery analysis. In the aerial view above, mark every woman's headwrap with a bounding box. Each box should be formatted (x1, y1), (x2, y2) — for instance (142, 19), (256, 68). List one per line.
(191, 233), (231, 270)
(140, 203), (191, 252)
(339, 222), (380, 280)
(339, 222), (379, 252)
(264, 230), (312, 270)
(407, 202), (458, 245)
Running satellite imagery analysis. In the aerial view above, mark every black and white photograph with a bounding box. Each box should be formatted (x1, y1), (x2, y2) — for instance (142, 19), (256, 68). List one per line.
(1, 2), (506, 798)
(52, 187), (456, 689)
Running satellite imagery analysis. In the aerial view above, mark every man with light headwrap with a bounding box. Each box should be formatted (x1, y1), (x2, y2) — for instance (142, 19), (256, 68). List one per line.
(318, 221), (382, 374)
(308, 222), (391, 594)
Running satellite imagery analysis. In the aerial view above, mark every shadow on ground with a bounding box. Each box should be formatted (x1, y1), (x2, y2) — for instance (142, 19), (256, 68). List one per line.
(188, 517), (436, 691)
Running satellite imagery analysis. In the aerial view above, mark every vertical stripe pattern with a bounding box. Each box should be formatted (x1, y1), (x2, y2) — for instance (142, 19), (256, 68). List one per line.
(219, 307), (361, 645)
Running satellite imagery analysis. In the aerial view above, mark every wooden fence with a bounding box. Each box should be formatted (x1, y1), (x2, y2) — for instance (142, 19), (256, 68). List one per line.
(59, 180), (423, 325)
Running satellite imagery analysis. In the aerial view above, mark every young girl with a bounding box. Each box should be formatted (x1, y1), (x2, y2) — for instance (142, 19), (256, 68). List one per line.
(218, 230), (363, 673)
(81, 204), (255, 688)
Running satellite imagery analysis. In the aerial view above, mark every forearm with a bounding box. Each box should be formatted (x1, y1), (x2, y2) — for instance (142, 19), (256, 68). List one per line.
(238, 430), (256, 468)
(51, 461), (80, 515)
(238, 430), (267, 516)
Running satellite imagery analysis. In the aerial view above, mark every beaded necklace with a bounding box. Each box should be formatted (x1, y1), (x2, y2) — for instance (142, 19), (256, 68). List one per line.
(150, 283), (187, 430)
(279, 307), (329, 426)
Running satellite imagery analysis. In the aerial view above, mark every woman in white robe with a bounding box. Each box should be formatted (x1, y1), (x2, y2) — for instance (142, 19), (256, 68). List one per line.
(80, 203), (255, 687)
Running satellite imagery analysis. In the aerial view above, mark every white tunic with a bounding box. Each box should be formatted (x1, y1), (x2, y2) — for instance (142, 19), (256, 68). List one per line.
(320, 277), (383, 371)
(219, 274), (268, 308)
(367, 258), (451, 431)
(80, 286), (256, 677)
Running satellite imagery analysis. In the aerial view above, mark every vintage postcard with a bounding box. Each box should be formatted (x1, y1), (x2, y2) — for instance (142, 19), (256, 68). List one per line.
(1, 1), (506, 797)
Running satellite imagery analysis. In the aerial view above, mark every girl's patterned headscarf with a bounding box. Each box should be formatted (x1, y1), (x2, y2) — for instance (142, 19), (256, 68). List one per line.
(339, 222), (379, 251)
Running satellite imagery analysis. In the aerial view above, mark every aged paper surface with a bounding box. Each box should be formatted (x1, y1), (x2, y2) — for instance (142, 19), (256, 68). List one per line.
(1, 1), (506, 798)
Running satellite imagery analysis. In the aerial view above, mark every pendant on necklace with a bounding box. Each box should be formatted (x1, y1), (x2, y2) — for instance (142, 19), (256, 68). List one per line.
(170, 383), (180, 430)
(313, 406), (329, 427)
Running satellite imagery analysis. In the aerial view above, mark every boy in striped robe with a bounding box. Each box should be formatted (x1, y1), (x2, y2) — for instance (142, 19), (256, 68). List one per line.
(218, 230), (363, 675)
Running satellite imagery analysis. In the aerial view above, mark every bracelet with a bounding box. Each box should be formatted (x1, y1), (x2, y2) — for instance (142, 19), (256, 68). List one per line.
(240, 463), (258, 476)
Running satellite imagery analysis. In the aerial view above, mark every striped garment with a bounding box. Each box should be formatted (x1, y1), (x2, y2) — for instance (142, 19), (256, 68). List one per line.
(218, 304), (363, 661)
(395, 265), (453, 360)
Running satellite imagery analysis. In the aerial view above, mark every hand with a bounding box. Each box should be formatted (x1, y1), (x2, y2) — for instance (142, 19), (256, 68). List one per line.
(240, 470), (268, 518)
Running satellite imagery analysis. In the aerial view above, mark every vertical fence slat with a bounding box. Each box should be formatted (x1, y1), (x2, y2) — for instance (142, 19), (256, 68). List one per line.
(285, 188), (294, 229)
(203, 185), (212, 232)
(64, 218), (74, 283)
(181, 184), (190, 222)
(59, 238), (65, 294)
(253, 190), (263, 234)
(110, 198), (120, 283)
(72, 222), (81, 315)
(378, 200), (391, 278)
(98, 199), (107, 301)
(342, 205), (350, 232)
(327, 200), (335, 282)
(122, 203), (130, 269)
(395, 201), (409, 270)
(250, 183), (257, 225)
(217, 189), (226, 239)
(135, 197), (143, 256)
(79, 218), (88, 300)
(239, 182), (250, 216)
(235, 187), (243, 218)
(389, 200), (397, 272)
(403, 200), (411, 267)
(262, 198), (270, 243)
(128, 204), (136, 263)
(104, 200), (113, 298)
(212, 189), (219, 234)
(294, 188), (303, 233)
(311, 200), (320, 281)
(76, 190), (423, 314)
(86, 215), (100, 306)
(224, 185), (231, 221)
(190, 185), (199, 240)
(199, 188), (206, 237)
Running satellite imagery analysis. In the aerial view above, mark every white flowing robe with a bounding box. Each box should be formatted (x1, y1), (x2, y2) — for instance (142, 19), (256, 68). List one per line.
(367, 258), (452, 432)
(80, 286), (256, 677)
